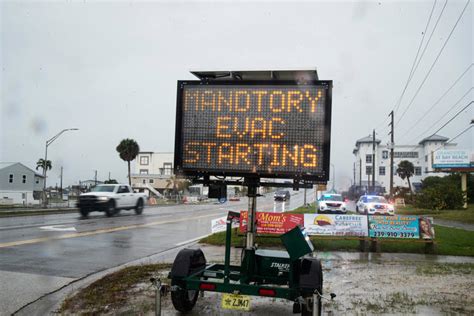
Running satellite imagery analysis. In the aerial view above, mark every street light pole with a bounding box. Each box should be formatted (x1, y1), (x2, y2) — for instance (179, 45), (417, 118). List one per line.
(43, 128), (79, 207)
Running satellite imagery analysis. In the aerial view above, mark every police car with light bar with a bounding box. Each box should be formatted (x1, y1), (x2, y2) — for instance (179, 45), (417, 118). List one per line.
(356, 195), (395, 215)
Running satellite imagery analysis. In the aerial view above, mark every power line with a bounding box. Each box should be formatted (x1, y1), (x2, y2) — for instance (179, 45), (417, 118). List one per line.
(395, 0), (471, 126)
(406, 101), (472, 153)
(392, 0), (439, 114)
(405, 0), (448, 94)
(371, 1), (437, 133)
(431, 124), (473, 152)
(399, 64), (473, 139)
(447, 124), (473, 144)
(428, 101), (473, 138)
(408, 88), (473, 143)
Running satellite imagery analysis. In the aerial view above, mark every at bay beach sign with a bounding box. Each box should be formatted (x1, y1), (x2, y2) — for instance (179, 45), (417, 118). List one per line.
(433, 149), (472, 169)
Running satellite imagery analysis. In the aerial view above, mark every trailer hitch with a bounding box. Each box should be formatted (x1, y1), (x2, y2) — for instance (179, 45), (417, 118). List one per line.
(314, 289), (337, 301)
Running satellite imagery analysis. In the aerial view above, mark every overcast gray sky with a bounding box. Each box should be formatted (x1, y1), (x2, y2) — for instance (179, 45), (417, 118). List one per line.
(1, 0), (472, 189)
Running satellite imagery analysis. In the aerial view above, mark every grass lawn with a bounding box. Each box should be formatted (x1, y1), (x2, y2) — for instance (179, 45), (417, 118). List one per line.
(396, 204), (474, 224)
(60, 263), (171, 314)
(200, 225), (474, 257)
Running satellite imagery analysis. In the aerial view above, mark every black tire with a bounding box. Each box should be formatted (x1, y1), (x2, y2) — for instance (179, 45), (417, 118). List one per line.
(135, 198), (144, 215)
(171, 284), (199, 313)
(299, 259), (323, 316)
(79, 208), (89, 218)
(170, 248), (206, 313)
(105, 200), (116, 217)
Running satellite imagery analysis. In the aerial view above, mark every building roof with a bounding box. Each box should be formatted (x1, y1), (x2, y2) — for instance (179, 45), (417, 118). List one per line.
(0, 162), (16, 170)
(418, 134), (449, 145)
(0, 162), (45, 177)
(355, 136), (381, 147)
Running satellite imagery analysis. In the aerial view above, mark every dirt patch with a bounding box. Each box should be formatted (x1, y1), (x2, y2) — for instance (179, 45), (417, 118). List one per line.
(60, 250), (474, 315)
(323, 260), (474, 314)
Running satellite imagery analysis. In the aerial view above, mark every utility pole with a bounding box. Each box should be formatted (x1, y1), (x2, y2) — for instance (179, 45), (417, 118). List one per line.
(372, 129), (376, 193)
(94, 170), (98, 186)
(108, 172), (111, 181)
(60, 166), (63, 196)
(359, 158), (362, 193)
(389, 111), (394, 198)
(304, 187), (307, 206)
(353, 162), (356, 188)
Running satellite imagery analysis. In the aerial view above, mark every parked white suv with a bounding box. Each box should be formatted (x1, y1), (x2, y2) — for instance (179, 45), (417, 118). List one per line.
(356, 195), (394, 216)
(78, 184), (147, 217)
(317, 194), (347, 214)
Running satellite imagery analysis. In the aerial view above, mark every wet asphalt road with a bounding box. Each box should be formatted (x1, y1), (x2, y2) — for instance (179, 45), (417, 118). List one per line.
(0, 190), (315, 315)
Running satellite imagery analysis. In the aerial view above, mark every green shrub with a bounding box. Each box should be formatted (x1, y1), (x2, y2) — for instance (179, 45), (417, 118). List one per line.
(414, 175), (464, 210)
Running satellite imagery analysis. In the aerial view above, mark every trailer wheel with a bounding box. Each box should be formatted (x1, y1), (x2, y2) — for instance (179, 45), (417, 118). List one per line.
(171, 284), (199, 313)
(170, 248), (207, 313)
(299, 259), (323, 316)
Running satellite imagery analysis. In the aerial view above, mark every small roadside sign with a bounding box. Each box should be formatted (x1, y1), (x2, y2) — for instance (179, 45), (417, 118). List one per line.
(317, 184), (327, 191)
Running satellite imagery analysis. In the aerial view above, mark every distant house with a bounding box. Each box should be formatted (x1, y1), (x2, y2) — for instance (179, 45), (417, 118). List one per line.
(0, 162), (45, 205)
(130, 152), (175, 196)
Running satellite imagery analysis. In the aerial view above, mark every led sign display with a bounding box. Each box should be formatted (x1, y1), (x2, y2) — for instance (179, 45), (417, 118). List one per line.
(174, 81), (332, 181)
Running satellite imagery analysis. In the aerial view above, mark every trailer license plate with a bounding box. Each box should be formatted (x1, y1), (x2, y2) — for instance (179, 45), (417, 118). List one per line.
(221, 293), (251, 311)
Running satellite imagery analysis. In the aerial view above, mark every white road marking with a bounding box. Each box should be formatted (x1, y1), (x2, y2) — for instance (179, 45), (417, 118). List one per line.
(175, 234), (211, 246)
(40, 225), (77, 232)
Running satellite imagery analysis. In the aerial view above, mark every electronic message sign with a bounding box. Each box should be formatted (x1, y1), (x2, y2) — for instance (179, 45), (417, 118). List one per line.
(174, 80), (332, 181)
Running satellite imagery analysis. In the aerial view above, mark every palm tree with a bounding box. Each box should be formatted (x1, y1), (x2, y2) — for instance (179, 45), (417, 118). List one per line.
(116, 139), (140, 185)
(396, 160), (415, 192)
(166, 175), (191, 200)
(36, 158), (52, 172)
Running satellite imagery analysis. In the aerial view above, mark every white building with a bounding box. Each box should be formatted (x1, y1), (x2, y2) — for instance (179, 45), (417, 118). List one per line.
(352, 134), (456, 192)
(130, 152), (175, 196)
(0, 162), (45, 205)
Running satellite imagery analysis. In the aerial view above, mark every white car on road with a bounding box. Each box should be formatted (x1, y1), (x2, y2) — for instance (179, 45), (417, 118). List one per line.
(78, 184), (147, 217)
(356, 195), (394, 215)
(317, 194), (347, 214)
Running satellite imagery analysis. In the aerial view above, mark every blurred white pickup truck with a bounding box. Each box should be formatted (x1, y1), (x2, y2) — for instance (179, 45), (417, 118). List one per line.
(77, 184), (147, 217)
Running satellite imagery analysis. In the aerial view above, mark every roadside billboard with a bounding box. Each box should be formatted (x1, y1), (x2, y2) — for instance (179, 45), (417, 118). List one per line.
(432, 150), (471, 169)
(239, 211), (304, 235)
(174, 80), (333, 182)
(304, 214), (368, 237)
(368, 215), (420, 239)
(211, 216), (227, 233)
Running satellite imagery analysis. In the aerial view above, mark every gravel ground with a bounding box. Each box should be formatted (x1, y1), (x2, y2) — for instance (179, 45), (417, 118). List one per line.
(61, 245), (474, 315)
